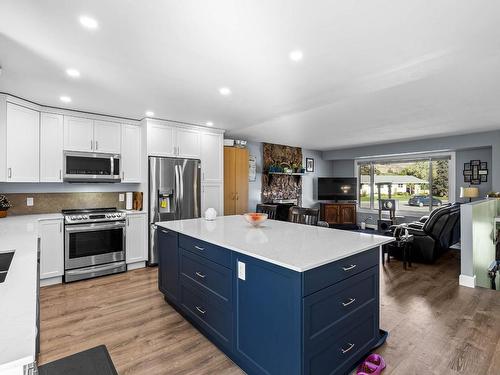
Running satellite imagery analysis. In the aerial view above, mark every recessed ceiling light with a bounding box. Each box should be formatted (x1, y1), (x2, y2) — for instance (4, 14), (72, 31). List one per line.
(79, 15), (98, 29)
(289, 50), (304, 62)
(145, 111), (155, 117)
(219, 87), (231, 96)
(60, 96), (72, 103)
(206, 121), (214, 127)
(66, 68), (80, 78)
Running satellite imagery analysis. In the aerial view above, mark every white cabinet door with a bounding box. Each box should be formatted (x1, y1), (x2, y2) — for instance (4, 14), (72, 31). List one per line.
(147, 123), (175, 156)
(202, 183), (223, 216)
(64, 116), (94, 152)
(176, 128), (201, 159)
(6, 103), (40, 182)
(126, 214), (147, 264)
(201, 132), (223, 182)
(94, 120), (121, 153)
(40, 113), (63, 182)
(39, 219), (64, 279)
(121, 124), (142, 182)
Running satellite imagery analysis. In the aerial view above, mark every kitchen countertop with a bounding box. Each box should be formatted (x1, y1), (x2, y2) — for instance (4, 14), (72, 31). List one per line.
(157, 215), (394, 272)
(0, 213), (63, 373)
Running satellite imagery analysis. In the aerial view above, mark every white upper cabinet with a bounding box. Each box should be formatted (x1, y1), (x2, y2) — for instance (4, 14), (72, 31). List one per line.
(126, 213), (147, 264)
(147, 122), (176, 157)
(94, 120), (121, 153)
(6, 103), (40, 182)
(39, 219), (64, 279)
(40, 113), (64, 182)
(64, 116), (94, 152)
(121, 124), (142, 182)
(176, 128), (201, 159)
(201, 132), (223, 182)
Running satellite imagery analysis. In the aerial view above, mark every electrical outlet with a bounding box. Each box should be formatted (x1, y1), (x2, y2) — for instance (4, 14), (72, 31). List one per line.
(238, 261), (246, 281)
(119, 194), (125, 202)
(26, 197), (34, 206)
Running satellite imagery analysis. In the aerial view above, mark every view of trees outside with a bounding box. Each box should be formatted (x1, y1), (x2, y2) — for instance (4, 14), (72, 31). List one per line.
(359, 159), (450, 213)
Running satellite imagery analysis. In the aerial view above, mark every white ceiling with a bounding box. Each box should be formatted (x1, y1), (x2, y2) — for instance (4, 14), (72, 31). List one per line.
(1, 0), (500, 151)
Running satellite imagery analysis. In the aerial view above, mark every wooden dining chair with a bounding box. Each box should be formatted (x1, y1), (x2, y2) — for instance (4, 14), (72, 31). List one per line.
(288, 206), (320, 226)
(256, 204), (278, 220)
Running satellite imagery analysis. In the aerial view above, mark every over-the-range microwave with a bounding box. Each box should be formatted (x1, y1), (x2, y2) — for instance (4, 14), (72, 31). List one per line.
(63, 151), (121, 183)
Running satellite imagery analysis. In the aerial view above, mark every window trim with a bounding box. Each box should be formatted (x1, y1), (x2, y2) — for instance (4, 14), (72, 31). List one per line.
(354, 151), (456, 216)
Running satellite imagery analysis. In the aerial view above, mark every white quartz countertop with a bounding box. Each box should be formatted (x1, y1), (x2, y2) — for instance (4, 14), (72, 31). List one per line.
(157, 215), (394, 272)
(0, 213), (63, 371)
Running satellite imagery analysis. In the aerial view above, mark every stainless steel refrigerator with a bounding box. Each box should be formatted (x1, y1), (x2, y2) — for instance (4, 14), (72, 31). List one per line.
(149, 157), (201, 265)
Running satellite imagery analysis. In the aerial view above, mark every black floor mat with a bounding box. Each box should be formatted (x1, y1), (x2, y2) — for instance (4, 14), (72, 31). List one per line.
(38, 345), (118, 375)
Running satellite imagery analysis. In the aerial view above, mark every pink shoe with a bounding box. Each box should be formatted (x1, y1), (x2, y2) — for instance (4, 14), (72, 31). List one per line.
(356, 354), (386, 375)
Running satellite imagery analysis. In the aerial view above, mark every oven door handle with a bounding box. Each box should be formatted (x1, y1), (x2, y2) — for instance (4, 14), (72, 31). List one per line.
(65, 222), (126, 232)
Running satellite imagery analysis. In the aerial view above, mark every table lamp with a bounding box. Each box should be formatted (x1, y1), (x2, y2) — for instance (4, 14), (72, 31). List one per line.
(460, 186), (479, 202)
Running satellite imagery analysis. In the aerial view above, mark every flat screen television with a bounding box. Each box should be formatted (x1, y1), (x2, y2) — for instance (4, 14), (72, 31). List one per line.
(318, 177), (357, 201)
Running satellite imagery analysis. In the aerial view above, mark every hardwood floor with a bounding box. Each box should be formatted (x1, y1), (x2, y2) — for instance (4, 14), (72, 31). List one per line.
(40, 252), (500, 374)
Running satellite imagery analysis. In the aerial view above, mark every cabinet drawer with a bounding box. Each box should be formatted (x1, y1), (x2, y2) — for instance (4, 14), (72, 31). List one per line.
(179, 234), (231, 267)
(303, 247), (378, 296)
(180, 282), (232, 349)
(304, 302), (378, 375)
(180, 249), (232, 305)
(303, 266), (378, 347)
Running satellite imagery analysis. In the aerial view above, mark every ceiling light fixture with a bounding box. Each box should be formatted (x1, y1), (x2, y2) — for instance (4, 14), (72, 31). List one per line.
(60, 96), (72, 103)
(145, 111), (155, 117)
(206, 121), (214, 127)
(219, 87), (231, 96)
(79, 15), (99, 29)
(66, 68), (80, 78)
(289, 50), (304, 62)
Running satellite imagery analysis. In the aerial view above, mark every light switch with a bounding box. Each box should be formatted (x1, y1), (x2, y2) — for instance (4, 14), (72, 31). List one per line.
(238, 261), (246, 281)
(26, 197), (34, 206)
(119, 194), (125, 202)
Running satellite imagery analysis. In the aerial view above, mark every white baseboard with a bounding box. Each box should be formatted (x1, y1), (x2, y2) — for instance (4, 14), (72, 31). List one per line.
(459, 274), (476, 288)
(127, 261), (146, 271)
(40, 276), (62, 287)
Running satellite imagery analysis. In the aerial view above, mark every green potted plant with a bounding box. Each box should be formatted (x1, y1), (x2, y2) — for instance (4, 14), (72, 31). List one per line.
(0, 194), (11, 218)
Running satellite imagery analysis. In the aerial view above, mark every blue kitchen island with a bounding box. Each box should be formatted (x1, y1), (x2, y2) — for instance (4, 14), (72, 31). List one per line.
(156, 215), (393, 375)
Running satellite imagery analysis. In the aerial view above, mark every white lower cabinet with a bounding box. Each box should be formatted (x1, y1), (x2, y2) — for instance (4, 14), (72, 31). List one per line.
(39, 219), (64, 280)
(201, 183), (223, 216)
(126, 213), (147, 264)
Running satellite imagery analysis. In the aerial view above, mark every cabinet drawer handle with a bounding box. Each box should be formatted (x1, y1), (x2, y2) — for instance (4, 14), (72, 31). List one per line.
(194, 245), (205, 251)
(195, 271), (206, 279)
(342, 264), (357, 271)
(195, 306), (206, 314)
(7, 167), (12, 178)
(341, 343), (355, 354)
(341, 298), (356, 307)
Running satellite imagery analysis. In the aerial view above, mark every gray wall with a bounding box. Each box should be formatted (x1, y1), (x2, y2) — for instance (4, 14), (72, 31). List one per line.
(332, 160), (355, 177)
(246, 141), (335, 210)
(322, 130), (500, 192)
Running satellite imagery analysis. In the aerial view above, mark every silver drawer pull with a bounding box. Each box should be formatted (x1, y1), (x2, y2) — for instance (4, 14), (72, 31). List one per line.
(195, 306), (206, 314)
(195, 271), (206, 279)
(194, 246), (205, 251)
(341, 343), (355, 354)
(342, 298), (356, 307)
(342, 264), (357, 271)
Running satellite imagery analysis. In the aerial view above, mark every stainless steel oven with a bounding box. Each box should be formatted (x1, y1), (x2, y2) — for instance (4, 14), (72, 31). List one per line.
(63, 208), (127, 282)
(63, 151), (121, 183)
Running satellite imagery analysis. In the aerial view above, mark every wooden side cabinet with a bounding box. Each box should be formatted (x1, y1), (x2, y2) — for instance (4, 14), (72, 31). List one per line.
(320, 203), (357, 225)
(224, 147), (248, 215)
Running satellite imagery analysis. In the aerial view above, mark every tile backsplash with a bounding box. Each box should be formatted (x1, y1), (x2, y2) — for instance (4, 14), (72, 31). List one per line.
(2, 192), (141, 215)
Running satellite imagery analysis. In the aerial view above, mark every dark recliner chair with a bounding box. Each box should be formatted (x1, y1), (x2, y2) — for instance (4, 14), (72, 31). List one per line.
(391, 203), (461, 263)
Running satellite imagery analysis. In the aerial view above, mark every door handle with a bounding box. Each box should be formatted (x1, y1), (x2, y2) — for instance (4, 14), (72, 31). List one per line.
(341, 264), (357, 271)
(341, 343), (355, 354)
(90, 140), (93, 150)
(95, 140), (99, 150)
(7, 167), (12, 179)
(341, 298), (356, 307)
(195, 306), (206, 314)
(59, 169), (62, 180)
